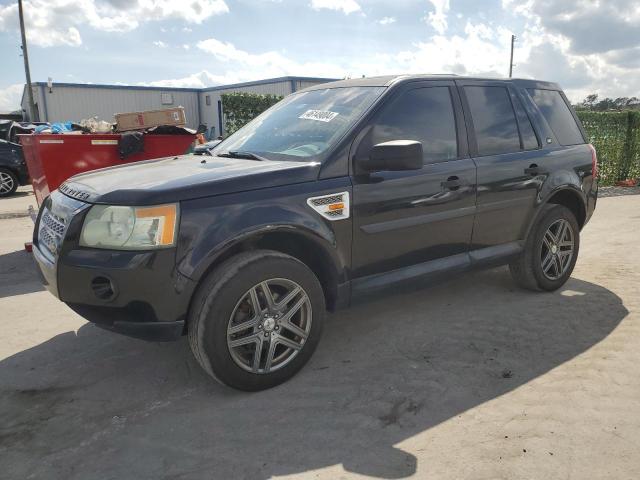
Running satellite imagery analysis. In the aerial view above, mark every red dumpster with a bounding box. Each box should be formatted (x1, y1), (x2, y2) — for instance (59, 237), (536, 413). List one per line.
(19, 133), (195, 205)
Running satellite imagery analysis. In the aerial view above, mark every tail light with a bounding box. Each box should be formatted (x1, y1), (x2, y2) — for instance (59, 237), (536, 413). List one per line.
(588, 144), (598, 180)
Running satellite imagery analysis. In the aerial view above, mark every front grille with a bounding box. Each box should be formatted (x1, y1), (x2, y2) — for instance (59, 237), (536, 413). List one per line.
(38, 208), (67, 259)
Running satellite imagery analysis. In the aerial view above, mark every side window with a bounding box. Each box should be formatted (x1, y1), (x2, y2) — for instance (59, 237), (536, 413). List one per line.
(464, 86), (520, 156)
(512, 94), (539, 150)
(527, 89), (585, 146)
(364, 86), (458, 164)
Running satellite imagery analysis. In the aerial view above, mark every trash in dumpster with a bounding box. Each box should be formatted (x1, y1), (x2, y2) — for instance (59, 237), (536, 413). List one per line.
(114, 106), (186, 132)
(17, 106), (197, 206)
(118, 131), (144, 159)
(34, 122), (88, 134)
(79, 117), (113, 134)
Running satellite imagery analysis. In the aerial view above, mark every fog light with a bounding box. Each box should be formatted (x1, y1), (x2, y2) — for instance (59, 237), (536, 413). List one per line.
(91, 276), (115, 301)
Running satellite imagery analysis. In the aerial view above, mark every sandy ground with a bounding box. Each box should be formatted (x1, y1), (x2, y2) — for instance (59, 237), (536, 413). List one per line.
(0, 186), (36, 219)
(1, 191), (639, 480)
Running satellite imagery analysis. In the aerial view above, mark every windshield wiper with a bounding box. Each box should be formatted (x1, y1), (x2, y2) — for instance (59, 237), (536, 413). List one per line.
(217, 150), (268, 161)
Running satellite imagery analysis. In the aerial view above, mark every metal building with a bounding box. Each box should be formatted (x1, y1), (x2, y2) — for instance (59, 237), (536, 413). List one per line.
(20, 76), (336, 137)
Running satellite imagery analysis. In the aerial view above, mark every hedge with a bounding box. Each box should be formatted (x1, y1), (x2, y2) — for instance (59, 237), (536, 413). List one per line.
(577, 111), (640, 185)
(221, 92), (283, 136)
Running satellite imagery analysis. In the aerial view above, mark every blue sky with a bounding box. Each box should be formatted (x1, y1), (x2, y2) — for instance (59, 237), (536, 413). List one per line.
(1, 0), (639, 111)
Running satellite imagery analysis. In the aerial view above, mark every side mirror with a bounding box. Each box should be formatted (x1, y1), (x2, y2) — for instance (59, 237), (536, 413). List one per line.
(359, 140), (423, 172)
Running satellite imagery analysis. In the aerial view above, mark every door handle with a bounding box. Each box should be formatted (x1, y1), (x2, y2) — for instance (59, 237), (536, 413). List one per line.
(441, 176), (462, 190)
(525, 164), (548, 176)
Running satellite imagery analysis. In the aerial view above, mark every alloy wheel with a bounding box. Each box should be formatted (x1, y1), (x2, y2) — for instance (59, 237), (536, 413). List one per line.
(0, 171), (15, 194)
(226, 278), (312, 374)
(540, 218), (574, 281)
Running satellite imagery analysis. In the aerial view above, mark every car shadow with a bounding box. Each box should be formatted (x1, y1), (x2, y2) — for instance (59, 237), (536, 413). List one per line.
(2, 191), (32, 199)
(0, 268), (628, 479)
(0, 249), (44, 298)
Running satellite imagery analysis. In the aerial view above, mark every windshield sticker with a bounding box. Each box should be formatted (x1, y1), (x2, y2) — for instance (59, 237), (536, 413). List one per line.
(299, 110), (339, 122)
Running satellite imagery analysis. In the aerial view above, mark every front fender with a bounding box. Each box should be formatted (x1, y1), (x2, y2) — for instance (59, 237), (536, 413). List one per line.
(176, 178), (353, 285)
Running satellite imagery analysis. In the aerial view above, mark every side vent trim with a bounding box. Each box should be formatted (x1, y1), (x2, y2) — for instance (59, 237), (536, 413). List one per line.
(307, 191), (350, 221)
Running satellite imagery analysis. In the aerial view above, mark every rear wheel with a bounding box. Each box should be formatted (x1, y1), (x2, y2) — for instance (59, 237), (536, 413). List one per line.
(0, 168), (18, 198)
(509, 204), (580, 291)
(188, 250), (325, 391)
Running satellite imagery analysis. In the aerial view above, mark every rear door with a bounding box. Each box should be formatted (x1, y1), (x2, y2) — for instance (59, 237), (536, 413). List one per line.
(457, 80), (542, 249)
(350, 81), (476, 279)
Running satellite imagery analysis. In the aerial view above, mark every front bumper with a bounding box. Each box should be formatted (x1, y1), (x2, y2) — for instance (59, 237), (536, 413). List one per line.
(32, 192), (195, 342)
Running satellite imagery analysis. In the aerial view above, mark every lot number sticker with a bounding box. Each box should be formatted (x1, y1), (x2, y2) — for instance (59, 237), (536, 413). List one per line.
(299, 110), (339, 122)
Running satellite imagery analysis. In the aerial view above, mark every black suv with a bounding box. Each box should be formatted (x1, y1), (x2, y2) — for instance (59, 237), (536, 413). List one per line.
(33, 76), (597, 390)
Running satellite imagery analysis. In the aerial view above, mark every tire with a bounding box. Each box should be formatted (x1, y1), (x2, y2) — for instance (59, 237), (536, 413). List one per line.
(0, 168), (18, 198)
(187, 250), (325, 391)
(509, 204), (580, 292)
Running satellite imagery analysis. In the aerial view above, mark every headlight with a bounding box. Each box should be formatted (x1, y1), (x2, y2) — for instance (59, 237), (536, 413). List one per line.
(80, 203), (178, 250)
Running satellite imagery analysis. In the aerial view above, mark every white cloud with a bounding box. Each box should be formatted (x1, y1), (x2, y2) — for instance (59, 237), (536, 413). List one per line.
(377, 16), (396, 25)
(310, 0), (361, 15)
(143, 70), (235, 88)
(424, 0), (450, 34)
(500, 0), (640, 100)
(0, 84), (24, 113)
(0, 0), (229, 48)
(153, 14), (640, 104)
(153, 40), (168, 48)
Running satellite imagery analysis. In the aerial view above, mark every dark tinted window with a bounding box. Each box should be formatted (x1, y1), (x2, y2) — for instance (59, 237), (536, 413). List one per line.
(465, 86), (520, 156)
(367, 86), (457, 163)
(528, 89), (584, 146)
(512, 94), (539, 150)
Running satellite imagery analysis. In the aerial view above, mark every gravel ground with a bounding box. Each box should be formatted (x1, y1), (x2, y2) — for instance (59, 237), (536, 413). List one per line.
(0, 193), (639, 480)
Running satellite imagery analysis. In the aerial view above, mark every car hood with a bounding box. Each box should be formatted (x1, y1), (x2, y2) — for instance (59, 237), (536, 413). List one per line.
(58, 154), (321, 205)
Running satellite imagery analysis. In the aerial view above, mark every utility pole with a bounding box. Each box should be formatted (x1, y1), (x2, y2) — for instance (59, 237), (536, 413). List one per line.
(509, 34), (516, 78)
(18, 0), (37, 121)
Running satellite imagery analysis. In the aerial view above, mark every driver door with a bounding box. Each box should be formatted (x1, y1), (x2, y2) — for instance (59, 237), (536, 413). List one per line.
(350, 81), (477, 280)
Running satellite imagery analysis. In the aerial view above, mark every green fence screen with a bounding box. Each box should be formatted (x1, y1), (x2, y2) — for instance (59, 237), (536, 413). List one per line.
(577, 111), (640, 185)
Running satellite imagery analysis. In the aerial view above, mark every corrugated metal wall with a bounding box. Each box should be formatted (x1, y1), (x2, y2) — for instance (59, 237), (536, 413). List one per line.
(199, 78), (334, 137)
(39, 86), (200, 128)
(20, 78), (336, 134)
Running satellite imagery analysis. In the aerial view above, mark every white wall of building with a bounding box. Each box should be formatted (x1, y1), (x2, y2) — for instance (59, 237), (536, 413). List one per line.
(21, 77), (336, 134)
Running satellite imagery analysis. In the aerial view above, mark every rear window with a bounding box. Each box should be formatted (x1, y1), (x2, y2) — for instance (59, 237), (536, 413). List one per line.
(527, 89), (584, 146)
(464, 86), (520, 156)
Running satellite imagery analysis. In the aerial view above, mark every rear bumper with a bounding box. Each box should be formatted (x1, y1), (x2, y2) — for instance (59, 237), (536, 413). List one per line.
(584, 180), (598, 226)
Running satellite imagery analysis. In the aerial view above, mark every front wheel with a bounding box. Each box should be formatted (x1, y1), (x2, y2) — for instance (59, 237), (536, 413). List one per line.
(509, 204), (580, 291)
(187, 250), (325, 391)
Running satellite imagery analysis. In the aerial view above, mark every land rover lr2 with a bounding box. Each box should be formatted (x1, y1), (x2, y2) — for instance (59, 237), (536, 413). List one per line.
(33, 75), (598, 391)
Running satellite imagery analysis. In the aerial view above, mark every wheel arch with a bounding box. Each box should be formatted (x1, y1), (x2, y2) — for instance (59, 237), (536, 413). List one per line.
(187, 226), (347, 314)
(544, 186), (587, 228)
(523, 186), (587, 240)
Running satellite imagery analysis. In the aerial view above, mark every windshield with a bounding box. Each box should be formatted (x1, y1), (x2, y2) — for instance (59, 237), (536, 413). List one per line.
(216, 86), (385, 161)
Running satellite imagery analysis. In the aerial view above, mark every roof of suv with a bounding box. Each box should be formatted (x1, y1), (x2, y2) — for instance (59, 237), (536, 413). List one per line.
(303, 74), (560, 91)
